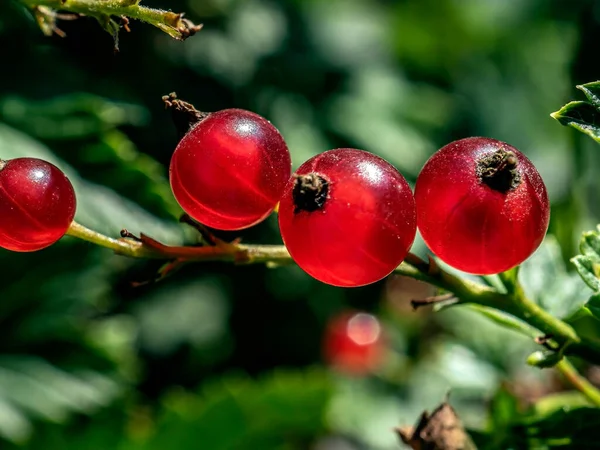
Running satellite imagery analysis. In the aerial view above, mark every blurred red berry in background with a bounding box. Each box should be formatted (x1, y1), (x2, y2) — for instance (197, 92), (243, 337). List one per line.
(323, 311), (386, 376)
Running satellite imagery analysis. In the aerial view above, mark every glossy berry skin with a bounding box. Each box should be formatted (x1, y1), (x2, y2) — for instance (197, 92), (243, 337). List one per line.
(415, 137), (550, 275)
(0, 158), (76, 252)
(323, 311), (385, 376)
(278, 149), (416, 287)
(170, 109), (291, 230)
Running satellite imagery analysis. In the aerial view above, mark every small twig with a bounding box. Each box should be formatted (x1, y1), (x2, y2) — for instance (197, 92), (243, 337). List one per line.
(120, 16), (131, 32)
(179, 214), (217, 246)
(20, 0), (202, 41)
(411, 293), (457, 310)
(162, 92), (209, 137)
(403, 252), (430, 273)
(131, 258), (187, 287)
(120, 229), (142, 242)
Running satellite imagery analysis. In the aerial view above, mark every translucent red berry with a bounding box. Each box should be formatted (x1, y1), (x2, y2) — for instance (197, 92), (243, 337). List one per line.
(323, 311), (385, 375)
(0, 157), (76, 252)
(169, 109), (292, 230)
(278, 149), (416, 287)
(415, 137), (550, 274)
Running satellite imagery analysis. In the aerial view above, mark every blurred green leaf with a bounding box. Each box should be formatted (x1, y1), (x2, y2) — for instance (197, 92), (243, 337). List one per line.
(482, 394), (600, 449)
(135, 277), (231, 359)
(0, 122), (185, 242)
(531, 391), (593, 416)
(510, 407), (600, 449)
(519, 237), (589, 320)
(0, 356), (121, 444)
(0, 95), (148, 138)
(483, 385), (521, 449)
(139, 369), (332, 450)
(489, 385), (519, 430)
(0, 94), (180, 219)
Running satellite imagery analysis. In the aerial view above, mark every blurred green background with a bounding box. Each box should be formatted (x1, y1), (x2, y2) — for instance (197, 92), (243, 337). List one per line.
(1, 0), (600, 448)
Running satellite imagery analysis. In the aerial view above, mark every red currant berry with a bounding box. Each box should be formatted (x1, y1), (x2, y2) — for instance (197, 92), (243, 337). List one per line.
(323, 311), (385, 376)
(169, 109), (292, 230)
(0, 158), (76, 252)
(278, 149), (416, 287)
(415, 137), (550, 274)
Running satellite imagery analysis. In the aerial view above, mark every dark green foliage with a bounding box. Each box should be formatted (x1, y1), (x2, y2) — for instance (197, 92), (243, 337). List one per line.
(2, 0), (600, 449)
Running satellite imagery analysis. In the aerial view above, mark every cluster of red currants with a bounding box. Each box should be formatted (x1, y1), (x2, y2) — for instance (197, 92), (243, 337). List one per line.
(169, 107), (550, 286)
(0, 107), (550, 287)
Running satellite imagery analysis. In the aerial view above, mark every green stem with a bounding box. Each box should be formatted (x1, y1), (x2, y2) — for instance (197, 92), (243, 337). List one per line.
(507, 274), (580, 344)
(66, 221), (155, 258)
(19, 0), (201, 40)
(66, 221), (291, 265)
(555, 357), (600, 407)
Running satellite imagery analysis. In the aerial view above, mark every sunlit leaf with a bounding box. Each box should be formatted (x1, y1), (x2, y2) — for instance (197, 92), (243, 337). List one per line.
(552, 80), (600, 144)
(577, 81), (600, 110)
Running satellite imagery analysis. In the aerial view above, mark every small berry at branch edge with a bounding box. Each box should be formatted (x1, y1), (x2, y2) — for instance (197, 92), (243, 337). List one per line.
(0, 157), (76, 252)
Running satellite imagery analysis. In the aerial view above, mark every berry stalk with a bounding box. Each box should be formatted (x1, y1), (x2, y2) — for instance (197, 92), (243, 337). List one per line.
(65, 221), (292, 264)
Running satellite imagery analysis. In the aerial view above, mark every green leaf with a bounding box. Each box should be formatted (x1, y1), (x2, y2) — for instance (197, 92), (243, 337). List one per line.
(577, 81), (600, 109)
(551, 101), (600, 143)
(519, 236), (588, 320)
(552, 81), (600, 144)
(464, 304), (537, 339)
(572, 254), (600, 292)
(569, 227), (600, 321)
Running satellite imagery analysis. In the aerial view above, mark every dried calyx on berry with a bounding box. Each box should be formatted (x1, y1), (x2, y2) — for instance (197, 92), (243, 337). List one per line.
(292, 173), (329, 213)
(476, 147), (522, 192)
(162, 92), (210, 138)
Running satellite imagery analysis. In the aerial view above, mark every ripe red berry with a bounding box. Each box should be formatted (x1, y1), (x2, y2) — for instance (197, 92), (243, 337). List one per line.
(278, 149), (416, 287)
(0, 158), (76, 252)
(323, 311), (385, 375)
(169, 109), (292, 230)
(415, 137), (550, 274)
